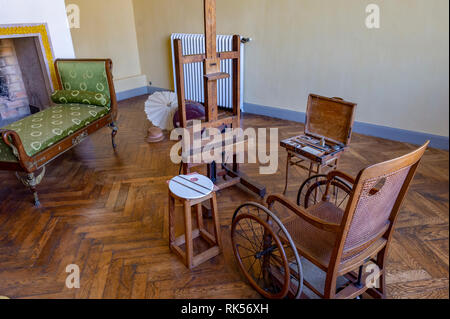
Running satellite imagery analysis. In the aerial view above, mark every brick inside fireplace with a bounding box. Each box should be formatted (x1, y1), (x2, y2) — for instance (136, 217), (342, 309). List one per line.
(0, 39), (30, 121)
(0, 37), (52, 126)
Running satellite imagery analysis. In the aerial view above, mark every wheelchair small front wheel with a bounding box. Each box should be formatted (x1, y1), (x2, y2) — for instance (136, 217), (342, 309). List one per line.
(297, 175), (352, 209)
(296, 174), (327, 207)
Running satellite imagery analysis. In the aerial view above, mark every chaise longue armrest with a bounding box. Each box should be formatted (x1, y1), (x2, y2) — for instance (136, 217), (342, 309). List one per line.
(267, 194), (341, 233)
(0, 129), (32, 168)
(1, 128), (20, 149)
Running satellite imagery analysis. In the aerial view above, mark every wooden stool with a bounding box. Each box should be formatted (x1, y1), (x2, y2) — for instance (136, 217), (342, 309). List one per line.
(168, 174), (222, 269)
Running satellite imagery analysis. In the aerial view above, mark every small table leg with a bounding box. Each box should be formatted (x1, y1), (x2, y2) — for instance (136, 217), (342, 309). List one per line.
(308, 162), (314, 178)
(282, 153), (292, 195)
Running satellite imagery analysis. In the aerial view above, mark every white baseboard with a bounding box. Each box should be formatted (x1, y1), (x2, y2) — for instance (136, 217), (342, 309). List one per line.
(114, 74), (148, 94)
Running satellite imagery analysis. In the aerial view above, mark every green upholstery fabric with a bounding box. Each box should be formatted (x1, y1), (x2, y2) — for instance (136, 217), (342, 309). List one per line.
(0, 104), (109, 160)
(56, 61), (111, 106)
(51, 90), (110, 107)
(0, 135), (18, 163)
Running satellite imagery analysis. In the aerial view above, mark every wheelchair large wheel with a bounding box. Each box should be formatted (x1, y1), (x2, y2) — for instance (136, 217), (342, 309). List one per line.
(297, 175), (352, 209)
(231, 203), (303, 299)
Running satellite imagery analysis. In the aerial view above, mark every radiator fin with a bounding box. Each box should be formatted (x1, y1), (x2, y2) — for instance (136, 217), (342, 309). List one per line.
(171, 33), (244, 109)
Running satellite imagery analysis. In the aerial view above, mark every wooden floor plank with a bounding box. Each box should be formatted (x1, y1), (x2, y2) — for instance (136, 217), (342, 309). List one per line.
(0, 95), (448, 299)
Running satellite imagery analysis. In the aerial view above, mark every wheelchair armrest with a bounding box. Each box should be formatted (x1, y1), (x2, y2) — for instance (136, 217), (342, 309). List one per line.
(267, 194), (341, 233)
(327, 170), (380, 196)
(327, 170), (356, 185)
(321, 170), (357, 202)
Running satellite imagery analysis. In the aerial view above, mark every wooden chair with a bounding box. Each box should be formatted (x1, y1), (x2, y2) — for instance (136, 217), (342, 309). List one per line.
(231, 142), (429, 299)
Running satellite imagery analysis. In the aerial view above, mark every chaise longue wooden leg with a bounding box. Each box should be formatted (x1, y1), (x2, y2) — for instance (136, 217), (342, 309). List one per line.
(29, 183), (40, 208)
(15, 166), (46, 207)
(109, 122), (119, 149)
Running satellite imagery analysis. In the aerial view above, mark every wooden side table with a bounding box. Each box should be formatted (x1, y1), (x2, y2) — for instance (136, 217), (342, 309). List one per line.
(168, 174), (222, 269)
(280, 94), (357, 195)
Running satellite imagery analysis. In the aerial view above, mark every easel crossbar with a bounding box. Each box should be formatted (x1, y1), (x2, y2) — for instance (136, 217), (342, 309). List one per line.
(176, 46), (240, 65)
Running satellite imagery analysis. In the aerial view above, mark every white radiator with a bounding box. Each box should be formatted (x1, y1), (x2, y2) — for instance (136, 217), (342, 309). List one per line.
(171, 33), (245, 110)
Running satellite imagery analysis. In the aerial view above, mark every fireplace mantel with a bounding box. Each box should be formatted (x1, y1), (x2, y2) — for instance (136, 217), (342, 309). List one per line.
(0, 24), (57, 89)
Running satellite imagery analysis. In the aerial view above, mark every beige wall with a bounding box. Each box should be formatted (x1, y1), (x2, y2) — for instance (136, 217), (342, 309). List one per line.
(133, 0), (449, 137)
(67, 0), (147, 92)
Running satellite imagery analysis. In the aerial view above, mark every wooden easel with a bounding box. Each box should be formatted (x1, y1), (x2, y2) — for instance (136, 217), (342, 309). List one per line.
(173, 0), (266, 198)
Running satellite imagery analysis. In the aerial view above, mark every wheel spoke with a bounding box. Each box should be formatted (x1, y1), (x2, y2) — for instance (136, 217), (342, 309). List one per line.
(239, 253), (256, 260)
(256, 258), (263, 284)
(237, 223), (254, 247)
(236, 224), (259, 253)
(244, 217), (263, 252)
(237, 243), (257, 254)
(313, 184), (318, 204)
(247, 255), (258, 275)
(338, 192), (350, 208)
(318, 184), (324, 196)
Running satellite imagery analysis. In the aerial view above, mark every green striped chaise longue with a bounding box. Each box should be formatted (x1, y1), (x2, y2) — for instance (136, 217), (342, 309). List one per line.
(0, 59), (119, 207)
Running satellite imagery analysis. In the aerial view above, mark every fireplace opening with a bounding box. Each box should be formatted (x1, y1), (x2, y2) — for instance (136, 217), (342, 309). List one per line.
(0, 37), (52, 126)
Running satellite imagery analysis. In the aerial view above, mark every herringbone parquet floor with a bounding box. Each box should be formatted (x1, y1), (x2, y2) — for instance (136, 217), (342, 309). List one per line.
(0, 95), (448, 299)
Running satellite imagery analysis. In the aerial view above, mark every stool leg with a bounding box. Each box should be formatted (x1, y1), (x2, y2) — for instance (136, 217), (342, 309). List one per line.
(196, 204), (204, 231)
(184, 201), (194, 268)
(210, 192), (222, 249)
(168, 193), (176, 248)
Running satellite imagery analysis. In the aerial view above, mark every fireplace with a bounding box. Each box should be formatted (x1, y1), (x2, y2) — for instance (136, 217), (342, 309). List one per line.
(0, 24), (57, 127)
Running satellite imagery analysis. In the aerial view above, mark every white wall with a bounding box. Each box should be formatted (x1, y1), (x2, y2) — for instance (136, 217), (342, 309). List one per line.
(0, 0), (75, 59)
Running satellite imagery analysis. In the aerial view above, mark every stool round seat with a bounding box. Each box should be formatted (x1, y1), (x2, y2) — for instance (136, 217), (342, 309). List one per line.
(169, 174), (214, 200)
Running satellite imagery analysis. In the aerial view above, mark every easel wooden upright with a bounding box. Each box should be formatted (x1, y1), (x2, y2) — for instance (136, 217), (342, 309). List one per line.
(173, 0), (266, 198)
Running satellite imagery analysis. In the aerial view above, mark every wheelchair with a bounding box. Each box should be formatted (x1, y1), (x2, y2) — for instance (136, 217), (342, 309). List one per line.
(231, 174), (352, 299)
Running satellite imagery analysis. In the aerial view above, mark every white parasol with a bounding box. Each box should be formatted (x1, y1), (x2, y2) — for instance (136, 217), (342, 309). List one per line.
(144, 91), (178, 131)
